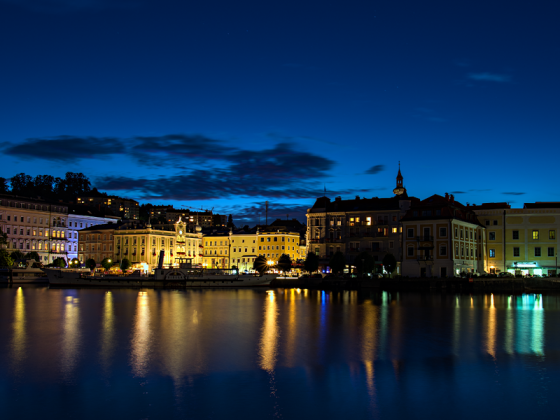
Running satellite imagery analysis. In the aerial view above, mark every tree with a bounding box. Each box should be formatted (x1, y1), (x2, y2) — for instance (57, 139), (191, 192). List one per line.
(0, 249), (14, 268)
(0, 230), (8, 246)
(70, 258), (80, 267)
(329, 251), (346, 274)
(85, 258), (96, 270)
(121, 258), (131, 271)
(304, 252), (319, 273)
(253, 255), (268, 275)
(227, 214), (235, 228)
(52, 257), (67, 268)
(383, 253), (398, 276)
(101, 258), (113, 271)
(10, 173), (33, 195)
(354, 252), (375, 275)
(243, 225), (250, 233)
(24, 251), (40, 262)
(277, 254), (292, 274)
(62, 172), (91, 197)
(10, 250), (25, 261)
(0, 177), (9, 193)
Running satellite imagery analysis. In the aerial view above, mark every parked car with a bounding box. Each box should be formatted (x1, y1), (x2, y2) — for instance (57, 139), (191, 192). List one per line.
(498, 272), (514, 278)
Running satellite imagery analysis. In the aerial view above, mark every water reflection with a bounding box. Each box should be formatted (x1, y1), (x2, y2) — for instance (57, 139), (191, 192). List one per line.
(131, 291), (152, 377)
(11, 287), (26, 371)
(486, 294), (497, 358)
(361, 300), (378, 402)
(259, 290), (279, 372)
(61, 293), (81, 379)
(100, 291), (115, 373)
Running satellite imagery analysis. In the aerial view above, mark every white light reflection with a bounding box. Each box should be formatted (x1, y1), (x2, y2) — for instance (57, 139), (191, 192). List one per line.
(532, 294), (544, 355)
(100, 291), (115, 373)
(131, 291), (152, 377)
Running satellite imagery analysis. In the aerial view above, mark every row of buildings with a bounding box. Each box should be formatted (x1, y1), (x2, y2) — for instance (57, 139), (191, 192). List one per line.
(76, 219), (304, 272)
(306, 167), (560, 277)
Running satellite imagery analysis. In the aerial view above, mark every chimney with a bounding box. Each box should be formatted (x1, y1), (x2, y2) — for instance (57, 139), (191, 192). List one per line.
(355, 196), (360, 200)
(450, 194), (455, 203)
(445, 192), (449, 201)
(335, 196), (342, 202)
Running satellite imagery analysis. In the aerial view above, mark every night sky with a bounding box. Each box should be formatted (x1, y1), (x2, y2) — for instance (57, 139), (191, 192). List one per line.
(1, 0), (559, 224)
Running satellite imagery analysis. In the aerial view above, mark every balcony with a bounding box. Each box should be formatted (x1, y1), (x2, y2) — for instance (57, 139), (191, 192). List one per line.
(416, 235), (434, 242)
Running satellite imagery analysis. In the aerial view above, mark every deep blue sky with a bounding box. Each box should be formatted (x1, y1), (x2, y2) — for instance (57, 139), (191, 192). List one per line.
(1, 0), (559, 223)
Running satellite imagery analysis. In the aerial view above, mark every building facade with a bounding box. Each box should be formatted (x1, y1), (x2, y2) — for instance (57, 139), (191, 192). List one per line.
(401, 194), (486, 277)
(79, 219), (203, 270)
(473, 202), (560, 276)
(0, 194), (68, 264)
(306, 168), (416, 273)
(77, 195), (139, 220)
(67, 207), (120, 262)
(202, 231), (231, 268)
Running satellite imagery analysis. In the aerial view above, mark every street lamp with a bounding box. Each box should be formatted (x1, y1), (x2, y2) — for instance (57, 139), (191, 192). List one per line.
(267, 260), (274, 272)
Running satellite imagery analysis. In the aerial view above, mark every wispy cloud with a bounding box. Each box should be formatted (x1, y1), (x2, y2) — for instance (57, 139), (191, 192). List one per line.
(502, 192), (525, 196)
(450, 191), (466, 194)
(365, 165), (385, 175)
(468, 73), (512, 83)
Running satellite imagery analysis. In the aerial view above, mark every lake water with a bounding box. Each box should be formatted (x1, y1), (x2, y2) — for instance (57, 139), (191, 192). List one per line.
(1, 287), (559, 420)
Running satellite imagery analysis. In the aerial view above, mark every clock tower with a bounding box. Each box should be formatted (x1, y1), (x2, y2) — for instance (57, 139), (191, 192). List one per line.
(393, 162), (407, 196)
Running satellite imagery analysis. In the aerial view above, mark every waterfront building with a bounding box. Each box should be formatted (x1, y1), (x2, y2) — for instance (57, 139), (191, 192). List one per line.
(257, 229), (301, 264)
(472, 202), (560, 276)
(79, 218), (203, 270)
(77, 194), (139, 220)
(67, 205), (120, 262)
(401, 194), (486, 277)
(0, 194), (68, 264)
(306, 167), (417, 272)
(78, 224), (117, 265)
(230, 232), (258, 271)
(202, 230), (231, 268)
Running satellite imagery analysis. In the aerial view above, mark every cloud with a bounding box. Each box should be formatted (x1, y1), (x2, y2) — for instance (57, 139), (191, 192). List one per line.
(450, 191), (466, 194)
(365, 165), (385, 175)
(220, 202), (311, 224)
(3, 135), (125, 162)
(502, 192), (525, 196)
(468, 73), (512, 83)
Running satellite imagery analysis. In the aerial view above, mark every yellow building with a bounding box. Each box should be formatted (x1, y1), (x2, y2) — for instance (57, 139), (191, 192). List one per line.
(256, 229), (301, 264)
(113, 219), (202, 271)
(473, 202), (560, 276)
(202, 232), (231, 268)
(230, 233), (258, 271)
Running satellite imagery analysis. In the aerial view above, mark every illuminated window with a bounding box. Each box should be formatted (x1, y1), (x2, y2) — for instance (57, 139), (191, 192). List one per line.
(533, 230), (539, 240)
(366, 217), (371, 226)
(550, 230), (556, 240)
(489, 249), (495, 258)
(392, 227), (397, 233)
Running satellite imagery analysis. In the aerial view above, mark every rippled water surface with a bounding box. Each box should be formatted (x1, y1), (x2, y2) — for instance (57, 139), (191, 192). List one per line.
(1, 287), (560, 419)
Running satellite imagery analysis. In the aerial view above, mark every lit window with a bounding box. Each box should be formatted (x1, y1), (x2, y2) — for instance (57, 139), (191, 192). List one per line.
(489, 249), (496, 258)
(533, 230), (539, 240)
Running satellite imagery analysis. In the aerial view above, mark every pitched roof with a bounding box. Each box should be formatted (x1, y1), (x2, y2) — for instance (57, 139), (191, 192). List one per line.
(310, 195), (418, 212)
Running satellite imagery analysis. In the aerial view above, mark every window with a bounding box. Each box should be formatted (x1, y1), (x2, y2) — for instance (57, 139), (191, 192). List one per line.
(550, 230), (556, 240)
(489, 232), (496, 241)
(460, 230), (463, 239)
(407, 247), (414, 256)
(407, 228), (414, 238)
(454, 228), (458, 238)
(513, 247), (520, 257)
(489, 249), (496, 258)
(440, 245), (447, 256)
(439, 227), (446, 237)
(389, 241), (394, 248)
(461, 247), (464, 257)
(535, 247), (541, 257)
(485, 220), (490, 226)
(493, 220), (498, 226)
(513, 230), (519, 240)
(533, 230), (539, 240)
(547, 247), (555, 257)
(455, 246), (459, 257)
(392, 227), (397, 233)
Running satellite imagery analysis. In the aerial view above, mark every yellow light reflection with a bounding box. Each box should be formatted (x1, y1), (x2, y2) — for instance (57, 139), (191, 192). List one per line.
(486, 294), (496, 359)
(504, 296), (514, 355)
(11, 287), (26, 367)
(100, 291), (115, 373)
(259, 291), (279, 372)
(62, 294), (80, 379)
(131, 292), (152, 377)
(361, 300), (378, 401)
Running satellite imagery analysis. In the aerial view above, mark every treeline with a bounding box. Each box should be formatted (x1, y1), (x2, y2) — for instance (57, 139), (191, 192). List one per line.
(0, 172), (101, 201)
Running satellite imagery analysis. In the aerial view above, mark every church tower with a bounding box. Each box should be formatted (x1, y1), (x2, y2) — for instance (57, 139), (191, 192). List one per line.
(393, 162), (407, 196)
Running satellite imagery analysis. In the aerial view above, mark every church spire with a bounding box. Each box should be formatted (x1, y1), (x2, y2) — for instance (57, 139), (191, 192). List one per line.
(393, 162), (406, 196)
